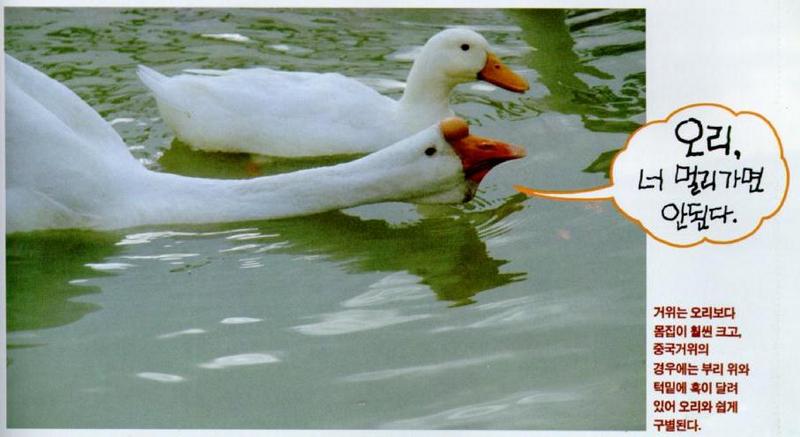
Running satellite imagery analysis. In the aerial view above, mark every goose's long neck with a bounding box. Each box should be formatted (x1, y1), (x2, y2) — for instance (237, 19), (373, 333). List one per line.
(126, 155), (406, 228)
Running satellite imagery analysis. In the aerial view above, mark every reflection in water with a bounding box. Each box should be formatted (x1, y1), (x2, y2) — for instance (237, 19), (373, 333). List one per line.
(6, 193), (524, 338)
(151, 107), (527, 306)
(131, 193), (526, 306)
(6, 231), (121, 334)
(343, 272), (431, 307)
(256, 194), (528, 306)
(512, 9), (645, 133)
(511, 9), (645, 176)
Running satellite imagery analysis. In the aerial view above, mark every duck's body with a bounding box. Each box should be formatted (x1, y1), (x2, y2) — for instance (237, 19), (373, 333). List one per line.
(6, 55), (524, 233)
(139, 66), (423, 156)
(139, 28), (529, 157)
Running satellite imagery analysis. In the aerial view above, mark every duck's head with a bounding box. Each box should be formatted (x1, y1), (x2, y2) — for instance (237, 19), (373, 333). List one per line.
(414, 28), (529, 93)
(371, 117), (525, 204)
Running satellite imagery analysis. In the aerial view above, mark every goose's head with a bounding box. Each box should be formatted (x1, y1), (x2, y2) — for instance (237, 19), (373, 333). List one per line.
(367, 117), (526, 204)
(412, 28), (529, 93)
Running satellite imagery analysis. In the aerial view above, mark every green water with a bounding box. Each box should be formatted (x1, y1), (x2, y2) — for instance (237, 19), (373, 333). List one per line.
(5, 8), (646, 430)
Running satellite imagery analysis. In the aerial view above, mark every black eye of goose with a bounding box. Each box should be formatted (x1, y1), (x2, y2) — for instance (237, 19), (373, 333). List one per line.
(425, 146), (437, 156)
(460, 43), (470, 51)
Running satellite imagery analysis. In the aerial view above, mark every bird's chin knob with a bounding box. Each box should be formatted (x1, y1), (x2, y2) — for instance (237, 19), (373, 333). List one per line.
(440, 117), (470, 142)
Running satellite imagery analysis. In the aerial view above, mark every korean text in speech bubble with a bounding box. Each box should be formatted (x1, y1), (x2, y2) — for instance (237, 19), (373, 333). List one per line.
(515, 103), (789, 248)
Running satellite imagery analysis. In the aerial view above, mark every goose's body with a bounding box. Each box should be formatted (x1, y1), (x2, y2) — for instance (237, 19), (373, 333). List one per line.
(139, 28), (529, 157)
(6, 55), (524, 233)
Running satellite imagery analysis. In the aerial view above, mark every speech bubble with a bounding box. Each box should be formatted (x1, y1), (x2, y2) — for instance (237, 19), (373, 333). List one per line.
(515, 103), (789, 248)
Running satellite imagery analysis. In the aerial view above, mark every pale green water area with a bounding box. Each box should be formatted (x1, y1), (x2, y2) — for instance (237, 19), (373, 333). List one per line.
(6, 8), (645, 430)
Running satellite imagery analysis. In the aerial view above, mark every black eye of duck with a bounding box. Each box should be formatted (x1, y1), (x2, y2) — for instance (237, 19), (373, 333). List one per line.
(425, 146), (437, 156)
(460, 44), (470, 51)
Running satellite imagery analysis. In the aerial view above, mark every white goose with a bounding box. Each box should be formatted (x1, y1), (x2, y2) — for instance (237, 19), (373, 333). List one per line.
(138, 28), (529, 157)
(6, 55), (525, 233)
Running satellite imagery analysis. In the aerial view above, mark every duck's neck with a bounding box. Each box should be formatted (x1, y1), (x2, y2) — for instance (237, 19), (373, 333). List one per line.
(398, 58), (457, 117)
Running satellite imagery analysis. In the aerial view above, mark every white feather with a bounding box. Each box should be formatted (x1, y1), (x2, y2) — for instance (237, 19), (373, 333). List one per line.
(139, 28), (502, 157)
(6, 55), (471, 233)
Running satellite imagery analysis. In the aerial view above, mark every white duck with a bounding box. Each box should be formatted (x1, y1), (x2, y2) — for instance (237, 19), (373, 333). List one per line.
(138, 28), (529, 157)
(6, 55), (525, 233)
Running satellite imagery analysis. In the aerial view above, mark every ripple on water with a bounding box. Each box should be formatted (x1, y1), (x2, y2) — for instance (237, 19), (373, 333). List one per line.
(117, 229), (257, 246)
(342, 272), (430, 308)
(157, 328), (206, 339)
(200, 33), (251, 43)
(382, 387), (583, 429)
(431, 296), (567, 333)
(254, 241), (292, 253)
(292, 309), (431, 336)
(198, 353), (281, 369)
(84, 262), (135, 271)
(136, 372), (185, 383)
(219, 241), (290, 254)
(220, 317), (262, 324)
(121, 253), (199, 262)
(341, 352), (514, 383)
(238, 257), (264, 269)
(268, 44), (313, 55)
(220, 244), (260, 253)
(225, 232), (279, 241)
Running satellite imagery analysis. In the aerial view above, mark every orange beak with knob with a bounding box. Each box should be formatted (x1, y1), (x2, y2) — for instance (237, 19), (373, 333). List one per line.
(440, 117), (526, 184)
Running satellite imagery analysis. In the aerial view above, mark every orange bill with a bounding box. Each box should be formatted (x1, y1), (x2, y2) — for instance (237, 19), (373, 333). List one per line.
(441, 117), (527, 184)
(477, 52), (530, 93)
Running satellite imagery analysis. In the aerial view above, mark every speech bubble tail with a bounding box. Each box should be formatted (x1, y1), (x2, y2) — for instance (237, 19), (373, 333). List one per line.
(513, 184), (616, 201)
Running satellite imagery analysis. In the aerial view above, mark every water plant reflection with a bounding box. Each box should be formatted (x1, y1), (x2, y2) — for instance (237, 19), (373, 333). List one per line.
(512, 9), (645, 134)
(511, 9), (645, 177)
(253, 195), (527, 306)
(6, 231), (122, 334)
(7, 193), (526, 337)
